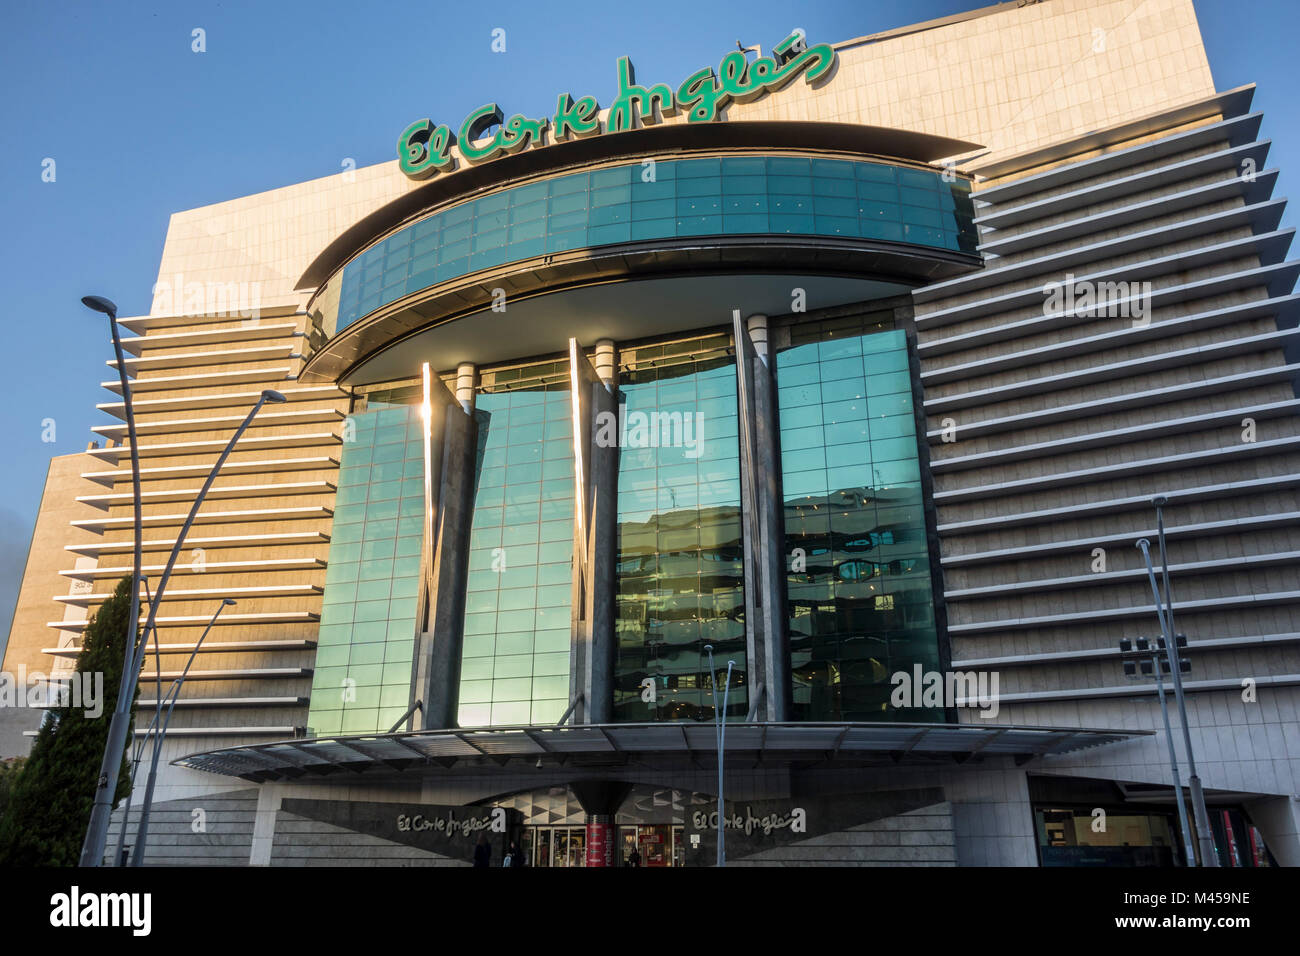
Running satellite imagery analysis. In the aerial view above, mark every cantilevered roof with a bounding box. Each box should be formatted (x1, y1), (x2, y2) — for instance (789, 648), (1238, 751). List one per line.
(174, 721), (1146, 782)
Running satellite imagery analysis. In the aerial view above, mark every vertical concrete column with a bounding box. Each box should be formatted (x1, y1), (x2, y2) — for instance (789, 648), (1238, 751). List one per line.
(572, 780), (632, 866)
(418, 362), (479, 730)
(568, 340), (619, 724)
(409, 364), (451, 729)
(734, 313), (790, 721)
(1244, 794), (1300, 866)
(248, 783), (283, 866)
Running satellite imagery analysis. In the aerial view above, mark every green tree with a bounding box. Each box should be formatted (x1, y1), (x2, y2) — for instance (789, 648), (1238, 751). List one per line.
(0, 757), (27, 824)
(0, 577), (137, 865)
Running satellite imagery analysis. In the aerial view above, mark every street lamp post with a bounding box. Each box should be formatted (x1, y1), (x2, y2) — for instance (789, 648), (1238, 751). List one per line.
(110, 576), (154, 867)
(1137, 518), (1219, 867)
(1119, 637), (1196, 866)
(705, 644), (735, 868)
(1152, 496), (1218, 867)
(130, 598), (236, 865)
(79, 372), (286, 866)
(78, 295), (146, 868)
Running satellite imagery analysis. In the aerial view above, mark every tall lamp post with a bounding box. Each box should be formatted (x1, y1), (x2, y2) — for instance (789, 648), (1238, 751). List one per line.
(704, 644), (735, 868)
(78, 295), (146, 867)
(1118, 636), (1196, 866)
(131, 597), (236, 865)
(110, 576), (155, 867)
(1137, 511), (1219, 867)
(79, 363), (285, 865)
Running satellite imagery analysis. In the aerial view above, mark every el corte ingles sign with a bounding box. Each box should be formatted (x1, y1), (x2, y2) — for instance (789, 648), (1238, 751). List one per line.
(397, 31), (836, 180)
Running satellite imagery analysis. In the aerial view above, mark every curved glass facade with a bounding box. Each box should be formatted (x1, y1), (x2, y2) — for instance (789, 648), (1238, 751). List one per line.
(332, 156), (977, 332)
(309, 403), (425, 736)
(307, 311), (945, 735)
(777, 318), (941, 721)
(612, 334), (748, 722)
(458, 362), (574, 727)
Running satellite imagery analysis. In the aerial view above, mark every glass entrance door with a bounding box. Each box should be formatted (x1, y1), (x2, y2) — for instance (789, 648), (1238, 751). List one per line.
(530, 827), (588, 867)
(617, 824), (683, 866)
(530, 824), (686, 866)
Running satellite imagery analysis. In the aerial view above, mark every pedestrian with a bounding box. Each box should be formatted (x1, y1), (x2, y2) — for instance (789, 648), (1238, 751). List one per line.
(627, 844), (641, 867)
(504, 840), (525, 867)
(473, 832), (491, 868)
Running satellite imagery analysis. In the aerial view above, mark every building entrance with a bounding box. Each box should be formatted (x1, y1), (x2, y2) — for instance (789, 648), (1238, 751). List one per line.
(619, 824), (683, 866)
(524, 823), (685, 866)
(527, 826), (586, 867)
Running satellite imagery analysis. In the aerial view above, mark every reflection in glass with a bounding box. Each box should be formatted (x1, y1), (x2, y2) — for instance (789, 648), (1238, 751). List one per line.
(333, 157), (977, 332)
(613, 334), (748, 722)
(777, 317), (942, 722)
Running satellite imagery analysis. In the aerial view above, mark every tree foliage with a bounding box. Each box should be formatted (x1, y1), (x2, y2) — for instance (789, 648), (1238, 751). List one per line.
(0, 577), (137, 865)
(0, 757), (26, 823)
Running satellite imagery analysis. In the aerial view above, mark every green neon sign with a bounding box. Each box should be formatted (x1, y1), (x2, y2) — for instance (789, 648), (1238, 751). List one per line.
(397, 31), (835, 180)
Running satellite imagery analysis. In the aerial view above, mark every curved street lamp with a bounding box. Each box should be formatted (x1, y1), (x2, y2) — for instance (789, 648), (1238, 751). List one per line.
(704, 644), (735, 868)
(110, 575), (154, 866)
(79, 367), (286, 865)
(78, 295), (147, 867)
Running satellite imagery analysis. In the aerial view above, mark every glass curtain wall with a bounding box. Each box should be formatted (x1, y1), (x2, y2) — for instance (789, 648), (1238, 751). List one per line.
(458, 360), (574, 726)
(613, 333), (747, 722)
(309, 402), (425, 736)
(776, 315), (942, 721)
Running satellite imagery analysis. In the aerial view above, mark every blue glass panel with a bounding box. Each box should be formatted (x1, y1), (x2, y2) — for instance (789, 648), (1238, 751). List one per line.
(332, 158), (977, 333)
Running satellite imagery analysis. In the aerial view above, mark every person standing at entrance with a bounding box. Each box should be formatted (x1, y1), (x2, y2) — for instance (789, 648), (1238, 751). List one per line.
(504, 840), (525, 867)
(473, 833), (491, 868)
(627, 845), (641, 867)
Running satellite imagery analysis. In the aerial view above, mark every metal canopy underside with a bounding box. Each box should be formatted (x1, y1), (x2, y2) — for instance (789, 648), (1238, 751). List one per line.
(173, 721), (1147, 782)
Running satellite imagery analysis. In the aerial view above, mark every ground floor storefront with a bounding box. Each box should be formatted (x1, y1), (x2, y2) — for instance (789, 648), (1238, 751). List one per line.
(133, 722), (1300, 866)
(524, 824), (684, 867)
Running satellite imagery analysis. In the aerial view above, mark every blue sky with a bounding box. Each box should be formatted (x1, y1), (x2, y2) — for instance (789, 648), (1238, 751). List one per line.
(0, 0), (1294, 652)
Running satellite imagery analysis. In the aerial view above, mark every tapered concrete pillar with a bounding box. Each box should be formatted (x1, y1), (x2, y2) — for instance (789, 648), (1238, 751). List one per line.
(568, 339), (619, 724)
(734, 312), (790, 721)
(416, 362), (479, 730)
(571, 780), (632, 866)
(408, 364), (451, 730)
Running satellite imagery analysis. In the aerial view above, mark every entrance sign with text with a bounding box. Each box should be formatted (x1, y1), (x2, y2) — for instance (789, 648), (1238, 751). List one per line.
(397, 32), (836, 180)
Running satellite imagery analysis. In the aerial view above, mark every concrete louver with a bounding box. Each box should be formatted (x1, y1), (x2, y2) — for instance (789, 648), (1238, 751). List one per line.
(917, 90), (1300, 708)
(62, 307), (345, 737)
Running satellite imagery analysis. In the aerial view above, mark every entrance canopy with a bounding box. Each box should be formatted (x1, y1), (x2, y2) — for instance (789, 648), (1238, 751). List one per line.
(174, 721), (1147, 783)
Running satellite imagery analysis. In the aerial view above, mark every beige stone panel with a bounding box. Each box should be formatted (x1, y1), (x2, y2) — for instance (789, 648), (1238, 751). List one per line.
(5, 454), (112, 677)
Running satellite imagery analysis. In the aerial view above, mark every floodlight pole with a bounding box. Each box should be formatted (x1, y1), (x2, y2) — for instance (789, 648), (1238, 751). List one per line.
(1149, 649), (1196, 867)
(1138, 529), (1218, 867)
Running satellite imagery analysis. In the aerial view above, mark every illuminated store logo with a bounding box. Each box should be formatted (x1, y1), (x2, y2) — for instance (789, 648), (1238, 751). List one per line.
(397, 31), (836, 180)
